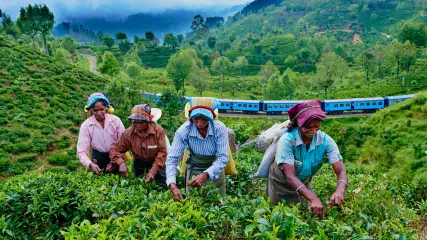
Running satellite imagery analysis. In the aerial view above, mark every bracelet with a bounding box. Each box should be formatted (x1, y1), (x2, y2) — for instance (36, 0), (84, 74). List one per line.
(337, 180), (348, 186)
(295, 184), (305, 192)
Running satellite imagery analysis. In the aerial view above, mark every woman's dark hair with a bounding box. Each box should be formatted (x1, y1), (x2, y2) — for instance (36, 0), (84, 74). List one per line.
(287, 119), (298, 132)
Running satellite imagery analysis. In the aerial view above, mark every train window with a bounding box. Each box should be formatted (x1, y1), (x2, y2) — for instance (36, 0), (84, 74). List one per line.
(226, 103), (230, 106)
(360, 102), (365, 106)
(248, 104), (252, 108)
(378, 102), (383, 105)
(286, 104), (290, 108)
(346, 103), (350, 107)
(221, 103), (224, 106)
(274, 104), (278, 108)
(238, 104), (242, 107)
(268, 104), (272, 108)
(340, 104), (344, 107)
(243, 104), (247, 107)
(280, 104), (284, 108)
(366, 102), (371, 106)
(372, 102), (377, 106)
(334, 104), (338, 107)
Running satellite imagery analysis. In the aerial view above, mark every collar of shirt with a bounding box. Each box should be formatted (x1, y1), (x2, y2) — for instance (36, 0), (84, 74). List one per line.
(132, 122), (156, 138)
(292, 128), (324, 149)
(189, 121), (214, 139)
(87, 114), (113, 128)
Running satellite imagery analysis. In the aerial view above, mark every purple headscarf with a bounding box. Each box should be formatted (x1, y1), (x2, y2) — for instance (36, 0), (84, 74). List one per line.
(288, 100), (327, 128)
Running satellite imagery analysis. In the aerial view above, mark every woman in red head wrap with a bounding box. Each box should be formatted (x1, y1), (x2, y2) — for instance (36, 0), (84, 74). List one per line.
(267, 100), (348, 217)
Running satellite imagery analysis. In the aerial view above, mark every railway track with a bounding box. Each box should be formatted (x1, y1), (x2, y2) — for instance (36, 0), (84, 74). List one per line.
(221, 112), (373, 119)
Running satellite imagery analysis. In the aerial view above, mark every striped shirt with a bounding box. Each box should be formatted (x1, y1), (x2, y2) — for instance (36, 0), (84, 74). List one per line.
(166, 120), (229, 186)
(276, 128), (343, 180)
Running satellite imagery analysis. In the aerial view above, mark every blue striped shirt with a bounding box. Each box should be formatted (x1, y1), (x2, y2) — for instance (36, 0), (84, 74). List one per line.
(166, 120), (229, 186)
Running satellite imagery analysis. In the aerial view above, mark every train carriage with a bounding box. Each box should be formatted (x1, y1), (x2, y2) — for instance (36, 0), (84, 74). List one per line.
(262, 100), (303, 115)
(384, 94), (415, 107)
(218, 99), (261, 113)
(323, 97), (385, 114)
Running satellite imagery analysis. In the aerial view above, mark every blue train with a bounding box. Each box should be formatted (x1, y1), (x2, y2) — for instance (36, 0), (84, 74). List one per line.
(143, 92), (415, 115)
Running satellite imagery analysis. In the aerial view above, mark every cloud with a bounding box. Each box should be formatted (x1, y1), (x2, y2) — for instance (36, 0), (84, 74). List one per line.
(1, 0), (248, 21)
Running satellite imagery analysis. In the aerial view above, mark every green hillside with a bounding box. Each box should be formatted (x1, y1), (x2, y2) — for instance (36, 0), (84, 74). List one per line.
(0, 36), (108, 178)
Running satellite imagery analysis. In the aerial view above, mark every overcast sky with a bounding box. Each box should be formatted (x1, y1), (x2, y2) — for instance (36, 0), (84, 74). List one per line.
(1, 0), (249, 21)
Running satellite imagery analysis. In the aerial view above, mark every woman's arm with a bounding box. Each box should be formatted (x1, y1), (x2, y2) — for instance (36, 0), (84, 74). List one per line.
(329, 161), (347, 206)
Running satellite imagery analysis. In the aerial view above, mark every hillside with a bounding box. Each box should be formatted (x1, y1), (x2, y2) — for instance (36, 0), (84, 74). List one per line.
(0, 36), (108, 178)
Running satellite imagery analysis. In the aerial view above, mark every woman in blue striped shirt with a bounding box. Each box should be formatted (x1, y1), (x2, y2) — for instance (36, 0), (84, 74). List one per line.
(165, 97), (229, 201)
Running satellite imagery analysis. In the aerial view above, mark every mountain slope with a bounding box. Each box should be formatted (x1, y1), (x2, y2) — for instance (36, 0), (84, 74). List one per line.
(0, 36), (107, 177)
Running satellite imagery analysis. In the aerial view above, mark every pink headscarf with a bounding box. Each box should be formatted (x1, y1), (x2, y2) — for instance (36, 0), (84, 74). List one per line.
(287, 100), (327, 128)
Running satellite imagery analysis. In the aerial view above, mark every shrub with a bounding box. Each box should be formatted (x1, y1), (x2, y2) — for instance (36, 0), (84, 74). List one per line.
(0, 152), (11, 171)
(16, 153), (38, 162)
(48, 154), (72, 166)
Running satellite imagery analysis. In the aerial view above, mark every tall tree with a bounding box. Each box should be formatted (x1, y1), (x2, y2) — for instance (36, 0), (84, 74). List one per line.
(316, 52), (342, 98)
(395, 20), (427, 47)
(166, 48), (199, 95)
(38, 5), (54, 55)
(233, 56), (249, 79)
(99, 51), (119, 79)
(17, 5), (40, 49)
(118, 39), (131, 54)
(264, 73), (286, 100)
(211, 56), (231, 98)
(115, 32), (127, 41)
(145, 31), (155, 41)
(60, 36), (77, 62)
(1, 12), (20, 42)
(281, 69), (295, 99)
(216, 41), (231, 54)
(177, 34), (183, 46)
(371, 43), (385, 78)
(191, 14), (204, 32)
(125, 62), (142, 79)
(123, 49), (142, 65)
(102, 34), (114, 50)
(388, 40), (404, 78)
(284, 55), (298, 70)
(356, 51), (375, 93)
(259, 60), (278, 86)
(189, 67), (210, 96)
(208, 36), (216, 50)
(163, 33), (178, 48)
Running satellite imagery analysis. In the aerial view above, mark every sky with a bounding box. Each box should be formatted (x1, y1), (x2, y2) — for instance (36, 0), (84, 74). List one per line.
(0, 0), (249, 21)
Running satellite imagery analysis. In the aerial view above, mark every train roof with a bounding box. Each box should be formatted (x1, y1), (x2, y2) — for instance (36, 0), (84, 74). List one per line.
(218, 99), (260, 103)
(262, 100), (304, 104)
(384, 94), (415, 99)
(323, 97), (384, 103)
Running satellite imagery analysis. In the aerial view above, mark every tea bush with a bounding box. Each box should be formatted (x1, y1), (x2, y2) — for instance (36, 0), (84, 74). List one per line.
(48, 154), (72, 166)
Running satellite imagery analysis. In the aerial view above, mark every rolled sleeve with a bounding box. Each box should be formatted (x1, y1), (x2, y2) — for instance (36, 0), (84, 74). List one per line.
(166, 131), (187, 186)
(205, 125), (229, 181)
(325, 135), (343, 164)
(150, 129), (167, 176)
(275, 134), (295, 167)
(109, 131), (131, 166)
(77, 124), (92, 168)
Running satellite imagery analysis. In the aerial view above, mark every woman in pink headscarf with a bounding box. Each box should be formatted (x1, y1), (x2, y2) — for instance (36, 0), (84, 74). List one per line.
(267, 100), (348, 217)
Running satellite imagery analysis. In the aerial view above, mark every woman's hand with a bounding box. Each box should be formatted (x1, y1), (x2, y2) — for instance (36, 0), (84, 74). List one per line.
(329, 189), (345, 206)
(170, 183), (184, 201)
(187, 172), (209, 187)
(310, 197), (324, 217)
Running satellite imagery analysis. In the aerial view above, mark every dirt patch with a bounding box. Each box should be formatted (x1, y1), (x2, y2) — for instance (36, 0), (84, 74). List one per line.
(352, 33), (363, 44)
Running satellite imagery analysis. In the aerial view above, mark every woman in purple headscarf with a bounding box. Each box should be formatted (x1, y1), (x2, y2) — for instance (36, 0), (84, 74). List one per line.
(267, 100), (348, 217)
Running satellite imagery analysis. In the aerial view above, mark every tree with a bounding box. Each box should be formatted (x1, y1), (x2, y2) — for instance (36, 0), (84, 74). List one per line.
(401, 40), (417, 72)
(145, 31), (155, 41)
(103, 34), (114, 50)
(191, 14), (204, 32)
(371, 44), (385, 78)
(388, 40), (404, 78)
(395, 20), (427, 47)
(133, 35), (139, 44)
(259, 60), (278, 86)
(233, 56), (249, 79)
(216, 41), (231, 54)
(166, 48), (199, 95)
(123, 49), (142, 65)
(264, 73), (286, 100)
(38, 5), (55, 55)
(53, 48), (71, 66)
(211, 56), (231, 98)
(163, 33), (178, 48)
(356, 51), (375, 93)
(281, 69), (295, 99)
(115, 32), (127, 41)
(177, 34), (183, 46)
(316, 52), (342, 98)
(118, 39), (131, 55)
(158, 88), (183, 132)
(1, 13), (20, 42)
(284, 55), (298, 70)
(336, 58), (349, 86)
(60, 36), (77, 62)
(189, 67), (210, 96)
(16, 5), (39, 49)
(208, 36), (216, 50)
(125, 62), (142, 79)
(99, 52), (119, 79)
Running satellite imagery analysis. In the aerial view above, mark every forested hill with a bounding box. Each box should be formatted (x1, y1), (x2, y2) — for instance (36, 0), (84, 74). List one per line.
(240, 0), (283, 15)
(0, 36), (107, 178)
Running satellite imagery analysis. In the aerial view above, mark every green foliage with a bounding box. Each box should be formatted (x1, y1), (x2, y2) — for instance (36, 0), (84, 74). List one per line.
(189, 67), (210, 96)
(102, 34), (114, 50)
(16, 153), (38, 162)
(99, 51), (119, 77)
(118, 39), (131, 55)
(394, 20), (427, 47)
(48, 153), (72, 166)
(166, 48), (200, 95)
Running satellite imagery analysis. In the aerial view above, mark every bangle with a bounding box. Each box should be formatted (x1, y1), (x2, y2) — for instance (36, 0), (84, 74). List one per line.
(295, 184), (305, 192)
(337, 180), (348, 186)
(170, 185), (179, 192)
